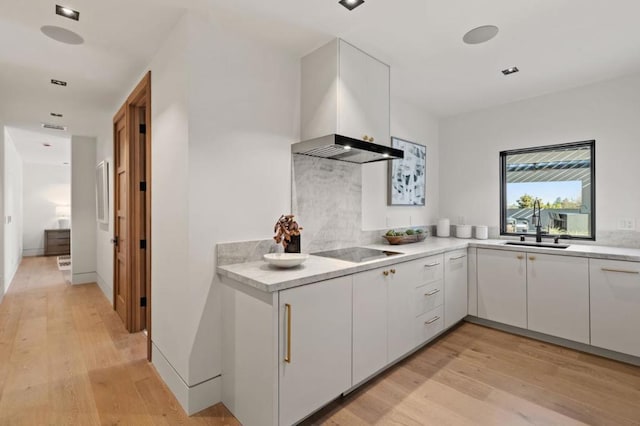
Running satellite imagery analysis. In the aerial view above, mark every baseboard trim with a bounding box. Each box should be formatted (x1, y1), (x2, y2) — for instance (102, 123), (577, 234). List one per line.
(465, 316), (640, 367)
(96, 273), (113, 304)
(4, 256), (21, 293)
(23, 248), (44, 257)
(72, 272), (97, 285)
(151, 342), (222, 415)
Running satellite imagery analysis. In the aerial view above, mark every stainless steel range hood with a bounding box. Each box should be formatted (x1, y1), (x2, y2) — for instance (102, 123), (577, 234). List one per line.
(291, 134), (404, 164)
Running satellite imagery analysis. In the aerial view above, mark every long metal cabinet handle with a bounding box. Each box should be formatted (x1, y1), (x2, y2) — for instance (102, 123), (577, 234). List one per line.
(425, 316), (440, 325)
(424, 263), (440, 267)
(284, 303), (292, 363)
(449, 255), (466, 260)
(425, 289), (441, 296)
(601, 268), (640, 275)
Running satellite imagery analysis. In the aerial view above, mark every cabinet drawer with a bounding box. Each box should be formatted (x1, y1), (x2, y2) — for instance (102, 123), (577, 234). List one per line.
(415, 306), (444, 346)
(406, 254), (443, 285)
(414, 280), (443, 316)
(47, 230), (70, 239)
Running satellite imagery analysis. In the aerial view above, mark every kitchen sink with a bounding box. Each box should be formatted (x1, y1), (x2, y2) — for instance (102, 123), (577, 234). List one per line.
(504, 241), (570, 249)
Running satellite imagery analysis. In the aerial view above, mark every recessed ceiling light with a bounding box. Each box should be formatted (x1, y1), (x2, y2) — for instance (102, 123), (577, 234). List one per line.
(42, 123), (67, 131)
(41, 25), (84, 45)
(463, 25), (499, 45)
(43, 143), (52, 147)
(55, 5), (80, 21)
(51, 79), (67, 86)
(50, 112), (64, 117)
(344, 145), (352, 150)
(502, 66), (520, 76)
(339, 0), (365, 11)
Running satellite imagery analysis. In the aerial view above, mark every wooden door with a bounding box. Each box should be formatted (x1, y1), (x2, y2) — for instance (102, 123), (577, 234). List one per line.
(113, 106), (130, 326)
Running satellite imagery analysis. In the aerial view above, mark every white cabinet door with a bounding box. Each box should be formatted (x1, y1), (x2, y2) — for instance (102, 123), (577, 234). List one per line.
(353, 266), (389, 385)
(590, 259), (640, 357)
(388, 262), (418, 362)
(338, 40), (390, 143)
(444, 250), (468, 329)
(279, 276), (352, 426)
(477, 248), (527, 328)
(527, 254), (589, 343)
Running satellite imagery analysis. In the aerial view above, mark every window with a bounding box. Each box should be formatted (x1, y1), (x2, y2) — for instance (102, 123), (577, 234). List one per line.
(500, 140), (595, 240)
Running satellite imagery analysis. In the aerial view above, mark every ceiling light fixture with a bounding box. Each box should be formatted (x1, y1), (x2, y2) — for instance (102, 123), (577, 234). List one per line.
(463, 25), (499, 45)
(55, 5), (80, 21)
(50, 112), (64, 117)
(42, 123), (67, 131)
(339, 0), (365, 11)
(502, 66), (520, 76)
(51, 79), (68, 86)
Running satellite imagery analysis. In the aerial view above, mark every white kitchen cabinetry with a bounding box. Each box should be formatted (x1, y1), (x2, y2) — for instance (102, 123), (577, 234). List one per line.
(477, 248), (527, 328)
(444, 250), (468, 328)
(590, 259), (640, 357)
(278, 277), (352, 426)
(387, 263), (420, 362)
(527, 254), (589, 343)
(353, 266), (389, 385)
(301, 38), (390, 143)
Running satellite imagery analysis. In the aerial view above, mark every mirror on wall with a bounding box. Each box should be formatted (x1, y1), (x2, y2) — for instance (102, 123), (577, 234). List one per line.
(500, 140), (595, 240)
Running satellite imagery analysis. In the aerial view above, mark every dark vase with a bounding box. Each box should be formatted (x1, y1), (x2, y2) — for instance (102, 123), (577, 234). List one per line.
(285, 235), (301, 253)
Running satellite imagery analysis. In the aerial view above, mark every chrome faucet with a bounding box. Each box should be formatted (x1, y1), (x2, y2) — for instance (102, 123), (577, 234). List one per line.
(532, 199), (543, 243)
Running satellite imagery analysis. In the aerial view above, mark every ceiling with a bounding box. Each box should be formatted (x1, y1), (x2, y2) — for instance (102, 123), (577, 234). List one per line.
(2, 0), (640, 151)
(6, 127), (70, 165)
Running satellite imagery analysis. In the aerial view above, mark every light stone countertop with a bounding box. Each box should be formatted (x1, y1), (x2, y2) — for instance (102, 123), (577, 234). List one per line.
(217, 237), (640, 293)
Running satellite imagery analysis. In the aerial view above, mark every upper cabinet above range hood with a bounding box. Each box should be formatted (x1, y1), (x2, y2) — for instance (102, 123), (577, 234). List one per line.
(299, 38), (396, 163)
(292, 134), (403, 164)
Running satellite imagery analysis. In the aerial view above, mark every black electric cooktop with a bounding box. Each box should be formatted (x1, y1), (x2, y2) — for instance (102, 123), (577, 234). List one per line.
(312, 247), (402, 263)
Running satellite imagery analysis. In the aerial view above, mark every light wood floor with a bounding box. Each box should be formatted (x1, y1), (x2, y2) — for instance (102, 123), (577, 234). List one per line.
(0, 256), (239, 425)
(3, 258), (640, 425)
(304, 323), (640, 425)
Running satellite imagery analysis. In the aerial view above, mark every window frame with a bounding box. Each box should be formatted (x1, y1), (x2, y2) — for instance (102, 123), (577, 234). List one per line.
(499, 140), (596, 240)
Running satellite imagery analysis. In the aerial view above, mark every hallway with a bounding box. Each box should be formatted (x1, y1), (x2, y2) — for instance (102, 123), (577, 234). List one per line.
(0, 257), (239, 425)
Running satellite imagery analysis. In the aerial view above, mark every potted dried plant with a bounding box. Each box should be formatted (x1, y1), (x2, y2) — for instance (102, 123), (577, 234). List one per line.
(273, 214), (303, 253)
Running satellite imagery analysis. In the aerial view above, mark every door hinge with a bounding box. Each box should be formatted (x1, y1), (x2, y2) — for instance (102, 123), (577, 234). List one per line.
(139, 123), (146, 134)
(140, 181), (146, 191)
(140, 296), (147, 307)
(140, 239), (147, 249)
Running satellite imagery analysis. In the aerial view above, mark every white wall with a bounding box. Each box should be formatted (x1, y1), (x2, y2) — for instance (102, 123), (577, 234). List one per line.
(440, 72), (640, 242)
(71, 136), (97, 284)
(22, 163), (70, 257)
(362, 97), (440, 230)
(0, 125), (4, 301)
(95, 125), (114, 302)
(3, 128), (23, 290)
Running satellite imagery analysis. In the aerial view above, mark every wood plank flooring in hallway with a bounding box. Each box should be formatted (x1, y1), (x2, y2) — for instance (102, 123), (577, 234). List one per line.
(0, 257), (239, 425)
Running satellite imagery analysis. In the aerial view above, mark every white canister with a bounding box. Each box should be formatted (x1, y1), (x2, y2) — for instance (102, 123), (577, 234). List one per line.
(456, 224), (472, 239)
(437, 218), (450, 237)
(475, 225), (488, 240)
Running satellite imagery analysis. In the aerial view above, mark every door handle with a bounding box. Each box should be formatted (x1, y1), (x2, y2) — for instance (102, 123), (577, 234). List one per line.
(111, 236), (119, 246)
(284, 303), (292, 363)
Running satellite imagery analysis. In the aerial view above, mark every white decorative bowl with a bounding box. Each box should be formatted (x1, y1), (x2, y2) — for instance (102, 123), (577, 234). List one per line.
(263, 253), (309, 268)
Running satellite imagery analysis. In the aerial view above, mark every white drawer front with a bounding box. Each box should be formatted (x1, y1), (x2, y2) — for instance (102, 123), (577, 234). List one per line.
(415, 280), (443, 316)
(407, 254), (444, 285)
(415, 306), (444, 346)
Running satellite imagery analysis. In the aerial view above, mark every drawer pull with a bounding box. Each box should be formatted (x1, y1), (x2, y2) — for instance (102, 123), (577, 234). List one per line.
(425, 289), (441, 297)
(601, 268), (639, 274)
(390, 269), (396, 274)
(516, 255), (524, 260)
(529, 256), (536, 261)
(425, 316), (440, 325)
(449, 255), (466, 260)
(424, 263), (440, 268)
(383, 270), (390, 276)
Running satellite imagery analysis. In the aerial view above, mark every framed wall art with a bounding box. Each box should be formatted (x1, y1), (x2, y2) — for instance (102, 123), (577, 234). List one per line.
(388, 137), (426, 206)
